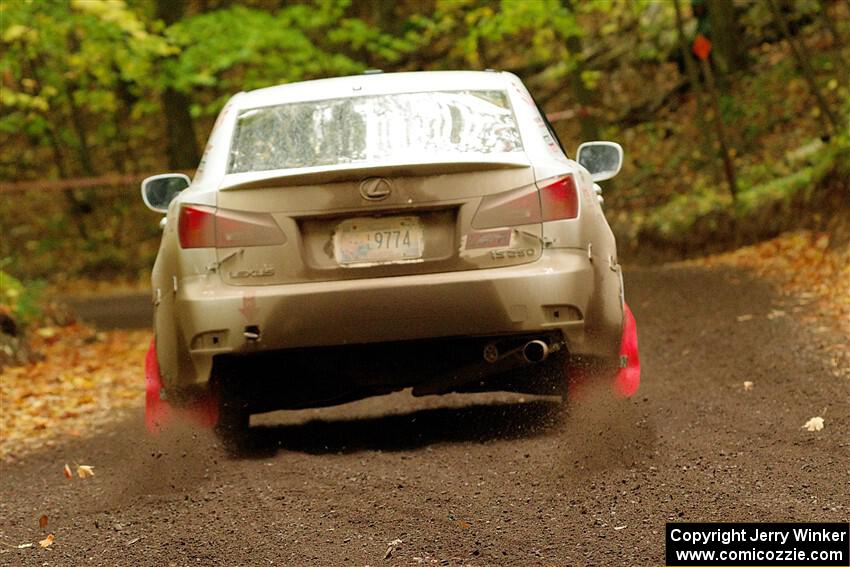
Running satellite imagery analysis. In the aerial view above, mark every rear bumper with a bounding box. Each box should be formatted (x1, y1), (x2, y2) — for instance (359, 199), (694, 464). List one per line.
(160, 249), (622, 387)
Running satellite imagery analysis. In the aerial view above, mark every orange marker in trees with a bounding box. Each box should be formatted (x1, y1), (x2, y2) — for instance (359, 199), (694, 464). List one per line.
(692, 33), (712, 61)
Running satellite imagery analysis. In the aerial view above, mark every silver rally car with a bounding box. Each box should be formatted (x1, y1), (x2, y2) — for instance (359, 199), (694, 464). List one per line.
(141, 70), (640, 436)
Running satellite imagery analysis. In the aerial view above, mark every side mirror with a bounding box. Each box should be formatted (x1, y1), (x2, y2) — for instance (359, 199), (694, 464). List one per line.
(576, 141), (623, 182)
(141, 173), (190, 213)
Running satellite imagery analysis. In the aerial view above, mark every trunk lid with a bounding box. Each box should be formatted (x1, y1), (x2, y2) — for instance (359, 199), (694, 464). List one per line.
(214, 163), (542, 286)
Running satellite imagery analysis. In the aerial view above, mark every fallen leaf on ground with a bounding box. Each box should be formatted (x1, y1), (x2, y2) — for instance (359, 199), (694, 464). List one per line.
(457, 519), (471, 529)
(801, 416), (824, 431)
(689, 231), (850, 381)
(63, 464), (72, 479)
(692, 231), (850, 342)
(736, 314), (753, 322)
(36, 327), (58, 339)
(38, 534), (54, 548)
(1, 326), (149, 461)
(76, 464), (94, 478)
(384, 538), (402, 559)
(38, 514), (48, 528)
(743, 381), (754, 391)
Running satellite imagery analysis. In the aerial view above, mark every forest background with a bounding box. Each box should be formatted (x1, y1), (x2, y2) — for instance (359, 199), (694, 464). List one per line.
(1, 0), (849, 340)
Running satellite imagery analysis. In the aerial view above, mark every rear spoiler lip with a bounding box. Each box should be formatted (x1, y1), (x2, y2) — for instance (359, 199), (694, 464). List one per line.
(218, 155), (532, 190)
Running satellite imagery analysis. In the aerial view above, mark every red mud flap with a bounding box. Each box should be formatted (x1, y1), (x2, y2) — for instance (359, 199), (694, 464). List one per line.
(145, 339), (218, 434)
(565, 303), (641, 400)
(613, 303), (640, 397)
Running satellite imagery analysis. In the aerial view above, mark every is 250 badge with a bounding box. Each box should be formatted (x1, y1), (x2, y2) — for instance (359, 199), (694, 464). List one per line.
(491, 248), (536, 260)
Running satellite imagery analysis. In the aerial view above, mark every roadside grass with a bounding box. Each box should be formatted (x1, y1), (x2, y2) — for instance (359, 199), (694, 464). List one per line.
(607, 27), (849, 255)
(627, 135), (850, 246)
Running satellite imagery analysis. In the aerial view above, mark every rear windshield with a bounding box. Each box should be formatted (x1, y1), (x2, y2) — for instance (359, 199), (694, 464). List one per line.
(227, 90), (523, 174)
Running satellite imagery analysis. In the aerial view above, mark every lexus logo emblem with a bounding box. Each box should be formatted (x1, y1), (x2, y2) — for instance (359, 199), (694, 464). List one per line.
(360, 177), (392, 201)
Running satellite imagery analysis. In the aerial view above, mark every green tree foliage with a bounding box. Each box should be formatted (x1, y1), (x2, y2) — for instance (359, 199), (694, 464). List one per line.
(1, 0), (173, 177)
(0, 0), (416, 178)
(0, 0), (714, 179)
(0, 0), (848, 281)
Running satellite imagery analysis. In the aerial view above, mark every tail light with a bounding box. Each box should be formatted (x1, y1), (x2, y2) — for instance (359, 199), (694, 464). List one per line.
(178, 205), (216, 248)
(539, 175), (578, 221)
(471, 175), (578, 230)
(215, 209), (285, 247)
(472, 184), (541, 229)
(178, 205), (285, 248)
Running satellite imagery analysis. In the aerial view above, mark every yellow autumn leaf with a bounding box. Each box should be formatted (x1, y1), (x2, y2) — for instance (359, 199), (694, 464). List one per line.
(801, 417), (824, 432)
(77, 464), (95, 478)
(36, 327), (59, 339)
(3, 24), (30, 43)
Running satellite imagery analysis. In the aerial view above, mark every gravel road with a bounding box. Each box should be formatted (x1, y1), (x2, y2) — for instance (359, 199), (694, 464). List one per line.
(2, 266), (848, 566)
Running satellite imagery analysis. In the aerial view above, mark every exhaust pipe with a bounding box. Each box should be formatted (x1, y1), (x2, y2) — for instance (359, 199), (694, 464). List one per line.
(483, 342), (500, 363)
(522, 340), (549, 363)
(483, 338), (554, 364)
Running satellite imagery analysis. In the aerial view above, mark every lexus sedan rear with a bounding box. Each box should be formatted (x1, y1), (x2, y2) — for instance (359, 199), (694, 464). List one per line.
(141, 70), (640, 436)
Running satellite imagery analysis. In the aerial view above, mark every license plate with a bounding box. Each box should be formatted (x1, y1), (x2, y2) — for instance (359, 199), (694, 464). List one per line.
(334, 216), (424, 266)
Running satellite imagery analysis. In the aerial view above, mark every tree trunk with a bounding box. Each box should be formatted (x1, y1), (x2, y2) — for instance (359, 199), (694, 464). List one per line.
(160, 88), (201, 170)
(565, 35), (601, 142)
(156, 0), (200, 170)
(767, 0), (840, 134)
(705, 0), (747, 79)
(65, 84), (96, 177)
(700, 57), (739, 202)
(23, 54), (93, 237)
(819, 0), (849, 84)
(62, 31), (98, 177)
(819, 0), (842, 48)
(562, 0), (599, 142)
(110, 67), (140, 174)
(673, 0), (706, 125)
